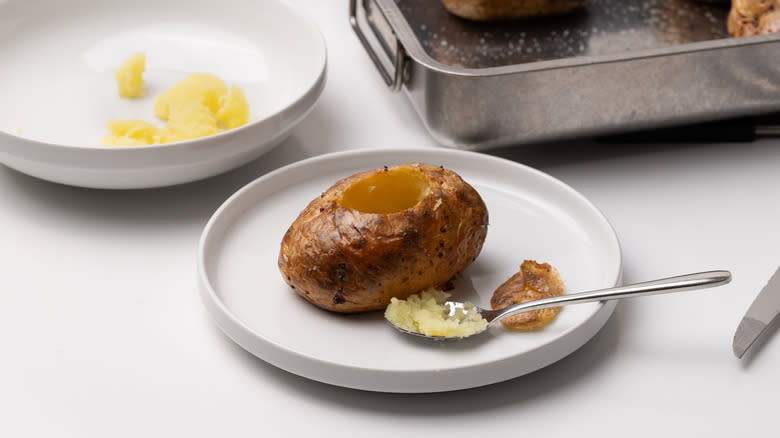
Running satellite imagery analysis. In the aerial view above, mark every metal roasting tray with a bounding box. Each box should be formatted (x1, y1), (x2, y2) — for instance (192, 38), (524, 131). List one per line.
(350, 0), (780, 149)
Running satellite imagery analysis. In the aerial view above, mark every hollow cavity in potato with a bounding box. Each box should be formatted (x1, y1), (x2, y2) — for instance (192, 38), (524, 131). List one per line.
(278, 163), (489, 313)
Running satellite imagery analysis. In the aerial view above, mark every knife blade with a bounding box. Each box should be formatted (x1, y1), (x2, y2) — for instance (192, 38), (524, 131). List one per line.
(733, 266), (780, 358)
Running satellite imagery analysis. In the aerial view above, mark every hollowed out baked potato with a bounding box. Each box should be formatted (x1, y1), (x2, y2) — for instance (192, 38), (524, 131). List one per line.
(728, 0), (780, 37)
(440, 0), (587, 20)
(278, 163), (489, 313)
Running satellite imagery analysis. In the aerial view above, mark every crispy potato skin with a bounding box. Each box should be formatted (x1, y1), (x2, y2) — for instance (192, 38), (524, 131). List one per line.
(490, 260), (564, 330)
(278, 163), (489, 313)
(440, 0), (586, 20)
(728, 0), (780, 37)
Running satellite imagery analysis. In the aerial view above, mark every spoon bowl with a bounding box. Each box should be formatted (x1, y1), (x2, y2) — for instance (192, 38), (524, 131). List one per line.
(389, 270), (732, 340)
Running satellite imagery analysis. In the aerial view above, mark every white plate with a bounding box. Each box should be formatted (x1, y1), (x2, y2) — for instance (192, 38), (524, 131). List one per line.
(0, 0), (326, 189)
(197, 148), (622, 393)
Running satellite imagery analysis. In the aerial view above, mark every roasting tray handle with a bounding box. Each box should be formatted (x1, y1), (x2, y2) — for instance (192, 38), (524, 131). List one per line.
(349, 0), (407, 92)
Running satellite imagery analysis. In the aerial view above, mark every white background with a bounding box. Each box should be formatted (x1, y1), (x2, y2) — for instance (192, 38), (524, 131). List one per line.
(2, 0), (779, 436)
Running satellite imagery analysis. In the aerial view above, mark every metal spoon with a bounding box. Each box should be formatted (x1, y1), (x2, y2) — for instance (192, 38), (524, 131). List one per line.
(390, 270), (732, 340)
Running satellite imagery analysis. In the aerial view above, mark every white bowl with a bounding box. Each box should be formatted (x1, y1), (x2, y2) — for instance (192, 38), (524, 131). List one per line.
(0, 0), (326, 189)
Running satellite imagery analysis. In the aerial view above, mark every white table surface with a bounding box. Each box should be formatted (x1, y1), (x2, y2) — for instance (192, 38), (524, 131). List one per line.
(2, 1), (779, 436)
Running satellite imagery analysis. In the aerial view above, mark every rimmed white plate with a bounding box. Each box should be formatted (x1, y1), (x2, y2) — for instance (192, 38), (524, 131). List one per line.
(198, 148), (622, 393)
(0, 0), (326, 189)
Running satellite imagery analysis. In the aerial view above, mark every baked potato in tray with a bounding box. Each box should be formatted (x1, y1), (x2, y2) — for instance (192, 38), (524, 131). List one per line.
(440, 0), (587, 20)
(278, 163), (489, 313)
(728, 0), (780, 36)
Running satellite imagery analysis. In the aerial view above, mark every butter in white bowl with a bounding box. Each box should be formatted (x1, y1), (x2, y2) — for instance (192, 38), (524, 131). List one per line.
(103, 54), (251, 146)
(0, 0), (326, 189)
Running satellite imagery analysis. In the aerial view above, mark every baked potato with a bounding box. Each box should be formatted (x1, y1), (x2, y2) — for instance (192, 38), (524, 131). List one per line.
(278, 163), (489, 313)
(440, 0), (587, 20)
(490, 260), (564, 330)
(728, 0), (780, 37)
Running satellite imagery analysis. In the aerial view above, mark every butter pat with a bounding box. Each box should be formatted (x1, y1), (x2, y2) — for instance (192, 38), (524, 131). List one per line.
(114, 53), (146, 98)
(385, 290), (488, 338)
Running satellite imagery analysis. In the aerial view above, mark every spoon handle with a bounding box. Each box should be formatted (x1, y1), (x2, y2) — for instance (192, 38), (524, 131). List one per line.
(489, 270), (732, 323)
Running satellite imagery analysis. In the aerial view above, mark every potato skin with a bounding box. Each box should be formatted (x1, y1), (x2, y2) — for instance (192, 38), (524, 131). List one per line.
(728, 0), (780, 37)
(440, 0), (587, 20)
(490, 260), (564, 330)
(278, 163), (489, 313)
